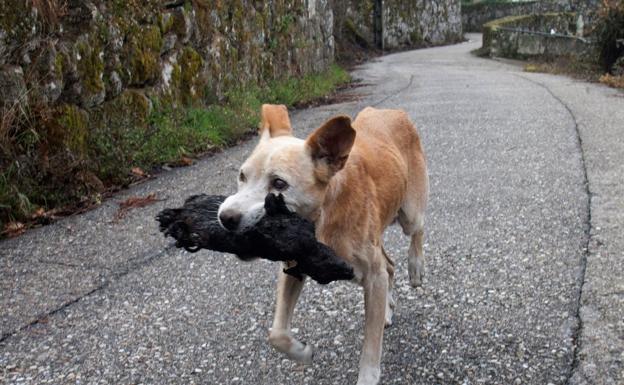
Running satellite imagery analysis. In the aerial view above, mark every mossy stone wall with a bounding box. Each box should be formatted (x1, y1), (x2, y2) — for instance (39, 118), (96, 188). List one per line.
(0, 0), (334, 182)
(0, 0), (335, 222)
(383, 0), (463, 48)
(482, 12), (597, 60)
(0, 0), (463, 226)
(462, 0), (601, 33)
(332, 0), (462, 51)
(0, 0), (334, 113)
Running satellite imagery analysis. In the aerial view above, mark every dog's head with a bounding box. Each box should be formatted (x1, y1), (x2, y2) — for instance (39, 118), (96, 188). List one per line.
(217, 104), (356, 232)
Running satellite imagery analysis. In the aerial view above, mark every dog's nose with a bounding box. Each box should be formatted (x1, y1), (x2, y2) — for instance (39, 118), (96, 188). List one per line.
(219, 209), (242, 231)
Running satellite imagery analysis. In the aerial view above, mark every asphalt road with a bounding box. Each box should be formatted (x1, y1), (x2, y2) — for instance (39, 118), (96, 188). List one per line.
(1, 34), (622, 385)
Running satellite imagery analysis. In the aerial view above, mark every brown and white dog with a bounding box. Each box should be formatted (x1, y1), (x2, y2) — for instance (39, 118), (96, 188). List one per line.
(218, 104), (428, 385)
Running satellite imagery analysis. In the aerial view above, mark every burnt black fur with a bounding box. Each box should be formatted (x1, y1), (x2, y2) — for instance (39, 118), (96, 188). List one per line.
(156, 194), (354, 284)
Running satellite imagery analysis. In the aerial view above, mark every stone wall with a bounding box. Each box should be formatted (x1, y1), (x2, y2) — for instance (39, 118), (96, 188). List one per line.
(0, 0), (465, 224)
(0, 0), (334, 116)
(463, 1), (567, 32)
(482, 12), (596, 59)
(332, 0), (462, 51)
(0, 0), (465, 134)
(383, 0), (463, 48)
(331, 0), (377, 56)
(463, 0), (602, 33)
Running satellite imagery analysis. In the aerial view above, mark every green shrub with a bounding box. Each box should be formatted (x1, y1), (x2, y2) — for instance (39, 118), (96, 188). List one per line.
(594, 0), (624, 72)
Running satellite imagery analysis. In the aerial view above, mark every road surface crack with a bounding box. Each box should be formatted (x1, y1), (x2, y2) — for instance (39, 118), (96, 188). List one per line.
(372, 75), (415, 107)
(0, 245), (175, 344)
(514, 74), (592, 385)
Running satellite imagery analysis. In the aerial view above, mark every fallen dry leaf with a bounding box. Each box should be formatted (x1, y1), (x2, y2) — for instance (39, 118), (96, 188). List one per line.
(180, 156), (194, 166)
(114, 193), (161, 221)
(31, 207), (46, 218)
(131, 167), (147, 178)
(2, 221), (26, 238)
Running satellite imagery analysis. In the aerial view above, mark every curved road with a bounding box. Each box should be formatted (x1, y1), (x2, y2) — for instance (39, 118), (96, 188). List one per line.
(1, 34), (623, 385)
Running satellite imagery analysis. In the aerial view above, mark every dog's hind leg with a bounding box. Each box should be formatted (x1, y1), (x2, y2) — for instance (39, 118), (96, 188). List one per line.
(268, 268), (313, 363)
(357, 249), (389, 385)
(398, 192), (427, 288)
(381, 246), (395, 327)
(398, 147), (428, 288)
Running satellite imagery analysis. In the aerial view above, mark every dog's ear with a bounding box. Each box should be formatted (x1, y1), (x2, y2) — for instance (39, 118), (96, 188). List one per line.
(305, 116), (356, 183)
(259, 104), (292, 139)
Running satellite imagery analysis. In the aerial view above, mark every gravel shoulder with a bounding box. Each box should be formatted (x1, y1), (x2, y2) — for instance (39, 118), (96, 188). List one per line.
(1, 34), (622, 385)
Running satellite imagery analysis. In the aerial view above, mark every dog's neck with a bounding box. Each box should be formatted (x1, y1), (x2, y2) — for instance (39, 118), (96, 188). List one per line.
(309, 165), (348, 222)
(312, 159), (376, 257)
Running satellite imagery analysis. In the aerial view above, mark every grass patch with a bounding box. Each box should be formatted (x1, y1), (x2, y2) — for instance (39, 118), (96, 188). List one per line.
(264, 65), (352, 107)
(522, 56), (603, 82)
(128, 64), (351, 169)
(523, 57), (624, 90)
(0, 64), (351, 234)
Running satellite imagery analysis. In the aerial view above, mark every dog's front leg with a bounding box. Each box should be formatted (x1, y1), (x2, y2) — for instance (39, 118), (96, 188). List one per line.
(268, 268), (313, 363)
(357, 269), (389, 385)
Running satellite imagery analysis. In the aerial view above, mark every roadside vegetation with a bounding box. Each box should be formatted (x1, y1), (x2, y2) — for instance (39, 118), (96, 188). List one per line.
(0, 64), (350, 237)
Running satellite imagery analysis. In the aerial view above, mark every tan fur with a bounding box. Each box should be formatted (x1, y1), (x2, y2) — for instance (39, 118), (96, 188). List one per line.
(225, 105), (428, 385)
(260, 104), (292, 137)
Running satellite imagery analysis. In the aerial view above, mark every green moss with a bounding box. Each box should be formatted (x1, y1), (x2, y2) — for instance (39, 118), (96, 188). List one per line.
(126, 24), (163, 86)
(111, 0), (160, 21)
(159, 12), (175, 34)
(170, 7), (190, 37)
(76, 39), (105, 94)
(171, 62), (182, 85)
(112, 90), (151, 123)
(178, 47), (204, 103)
(0, 0), (37, 41)
(410, 29), (422, 45)
(143, 24), (163, 51)
(344, 18), (372, 48)
(130, 51), (159, 85)
(276, 13), (296, 33)
(54, 52), (65, 79)
(55, 105), (89, 156)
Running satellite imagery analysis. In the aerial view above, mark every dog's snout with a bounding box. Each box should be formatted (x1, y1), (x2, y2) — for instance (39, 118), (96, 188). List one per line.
(219, 209), (242, 231)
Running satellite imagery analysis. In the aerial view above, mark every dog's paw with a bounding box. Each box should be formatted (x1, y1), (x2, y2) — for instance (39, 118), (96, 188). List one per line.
(268, 332), (314, 364)
(286, 341), (314, 364)
(299, 343), (314, 365)
(408, 258), (425, 288)
(409, 275), (423, 288)
(356, 366), (380, 385)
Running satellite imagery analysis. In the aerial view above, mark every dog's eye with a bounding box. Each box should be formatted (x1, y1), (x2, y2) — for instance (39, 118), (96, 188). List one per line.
(239, 171), (246, 183)
(271, 178), (288, 191)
